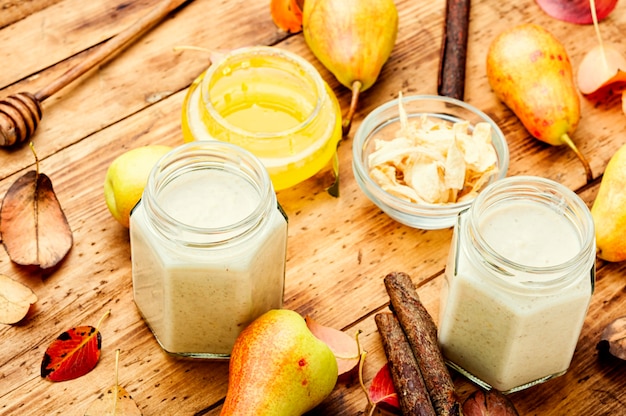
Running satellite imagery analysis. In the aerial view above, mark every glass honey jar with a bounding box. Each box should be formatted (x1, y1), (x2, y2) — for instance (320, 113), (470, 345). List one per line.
(181, 46), (343, 191)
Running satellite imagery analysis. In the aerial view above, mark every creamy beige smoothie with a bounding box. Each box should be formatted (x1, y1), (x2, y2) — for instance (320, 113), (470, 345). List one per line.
(439, 199), (593, 392)
(131, 168), (287, 356)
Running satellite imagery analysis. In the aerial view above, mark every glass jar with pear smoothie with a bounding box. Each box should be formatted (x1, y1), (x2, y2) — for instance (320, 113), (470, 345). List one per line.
(438, 176), (595, 393)
(181, 46), (343, 191)
(129, 142), (288, 359)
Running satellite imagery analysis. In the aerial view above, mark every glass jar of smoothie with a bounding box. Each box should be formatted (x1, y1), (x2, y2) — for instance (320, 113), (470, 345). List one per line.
(129, 142), (288, 359)
(181, 46), (343, 191)
(438, 176), (595, 393)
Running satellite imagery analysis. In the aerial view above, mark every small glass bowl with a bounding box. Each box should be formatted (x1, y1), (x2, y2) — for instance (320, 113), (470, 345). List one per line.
(352, 95), (509, 230)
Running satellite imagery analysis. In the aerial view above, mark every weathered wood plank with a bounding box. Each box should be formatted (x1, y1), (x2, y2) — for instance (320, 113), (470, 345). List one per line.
(2, 0), (626, 415)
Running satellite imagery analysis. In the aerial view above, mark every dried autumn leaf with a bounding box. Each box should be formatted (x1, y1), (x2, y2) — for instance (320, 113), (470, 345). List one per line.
(305, 315), (361, 375)
(597, 316), (626, 360)
(0, 274), (37, 324)
(577, 0), (626, 115)
(577, 44), (626, 98)
(462, 389), (519, 416)
(368, 363), (400, 412)
(0, 169), (73, 269)
(535, 0), (617, 24)
(41, 310), (110, 382)
(84, 350), (142, 416)
(270, 0), (303, 33)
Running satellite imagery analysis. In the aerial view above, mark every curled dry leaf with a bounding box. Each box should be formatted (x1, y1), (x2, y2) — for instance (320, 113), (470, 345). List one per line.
(462, 389), (519, 416)
(578, 44), (626, 97)
(0, 274), (37, 324)
(84, 349), (142, 416)
(0, 169), (73, 269)
(41, 310), (111, 382)
(305, 315), (361, 375)
(577, 0), (626, 114)
(270, 0), (303, 33)
(535, 0), (617, 24)
(597, 316), (626, 360)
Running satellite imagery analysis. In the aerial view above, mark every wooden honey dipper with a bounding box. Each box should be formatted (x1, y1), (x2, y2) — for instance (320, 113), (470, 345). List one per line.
(0, 0), (189, 147)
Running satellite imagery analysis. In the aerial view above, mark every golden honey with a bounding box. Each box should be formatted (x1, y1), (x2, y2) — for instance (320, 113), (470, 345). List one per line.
(182, 46), (342, 191)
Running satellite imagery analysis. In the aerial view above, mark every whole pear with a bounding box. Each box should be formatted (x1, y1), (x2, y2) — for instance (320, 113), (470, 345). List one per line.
(486, 23), (593, 183)
(591, 143), (626, 262)
(220, 309), (338, 416)
(303, 0), (398, 135)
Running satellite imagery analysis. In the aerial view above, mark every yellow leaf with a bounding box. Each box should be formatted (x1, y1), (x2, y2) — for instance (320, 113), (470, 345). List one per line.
(0, 274), (37, 324)
(84, 350), (142, 416)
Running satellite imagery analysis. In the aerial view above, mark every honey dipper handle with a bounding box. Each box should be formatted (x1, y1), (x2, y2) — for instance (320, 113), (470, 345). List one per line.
(35, 0), (190, 102)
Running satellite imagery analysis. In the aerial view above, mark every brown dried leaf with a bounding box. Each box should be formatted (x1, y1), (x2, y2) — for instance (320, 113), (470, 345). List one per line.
(462, 389), (519, 416)
(0, 274), (37, 324)
(598, 316), (626, 360)
(0, 170), (73, 269)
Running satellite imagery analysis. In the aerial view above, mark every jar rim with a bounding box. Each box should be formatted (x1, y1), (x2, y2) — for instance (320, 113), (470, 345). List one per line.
(142, 142), (275, 245)
(465, 175), (595, 286)
(200, 46), (325, 139)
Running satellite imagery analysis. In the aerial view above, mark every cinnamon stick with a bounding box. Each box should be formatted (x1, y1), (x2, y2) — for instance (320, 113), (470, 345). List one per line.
(437, 0), (471, 100)
(375, 312), (436, 416)
(384, 272), (461, 416)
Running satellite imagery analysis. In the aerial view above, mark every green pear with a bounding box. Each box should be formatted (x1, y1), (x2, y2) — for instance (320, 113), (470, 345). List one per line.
(591, 143), (626, 262)
(303, 0), (398, 135)
(220, 309), (338, 416)
(486, 23), (593, 183)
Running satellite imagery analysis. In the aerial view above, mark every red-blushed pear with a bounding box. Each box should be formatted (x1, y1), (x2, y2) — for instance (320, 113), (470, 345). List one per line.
(486, 23), (593, 183)
(591, 143), (626, 262)
(220, 309), (338, 416)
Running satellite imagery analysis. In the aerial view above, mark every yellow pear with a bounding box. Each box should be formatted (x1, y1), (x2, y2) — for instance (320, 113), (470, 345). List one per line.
(104, 145), (172, 228)
(591, 143), (626, 262)
(303, 0), (398, 135)
(220, 309), (338, 416)
(486, 23), (592, 183)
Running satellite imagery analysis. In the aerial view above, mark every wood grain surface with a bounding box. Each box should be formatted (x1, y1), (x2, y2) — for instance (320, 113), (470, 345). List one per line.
(2, 0), (626, 415)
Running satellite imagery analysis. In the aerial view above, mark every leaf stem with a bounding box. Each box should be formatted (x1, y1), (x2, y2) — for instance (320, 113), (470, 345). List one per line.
(29, 142), (39, 176)
(96, 309), (112, 331)
(590, 0), (609, 72)
(112, 349), (121, 414)
(355, 329), (375, 411)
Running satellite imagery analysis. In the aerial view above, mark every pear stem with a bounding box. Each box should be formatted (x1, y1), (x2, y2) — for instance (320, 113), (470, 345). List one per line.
(561, 133), (593, 183)
(342, 80), (363, 136)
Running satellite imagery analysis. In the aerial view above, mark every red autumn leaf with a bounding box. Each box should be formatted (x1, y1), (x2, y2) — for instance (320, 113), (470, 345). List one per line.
(535, 0), (618, 24)
(305, 315), (361, 375)
(0, 169), (73, 269)
(368, 363), (400, 411)
(41, 311), (110, 382)
(270, 0), (303, 33)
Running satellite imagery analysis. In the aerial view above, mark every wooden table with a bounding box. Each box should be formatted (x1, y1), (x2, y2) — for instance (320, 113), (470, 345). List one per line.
(2, 0), (626, 414)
